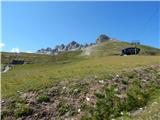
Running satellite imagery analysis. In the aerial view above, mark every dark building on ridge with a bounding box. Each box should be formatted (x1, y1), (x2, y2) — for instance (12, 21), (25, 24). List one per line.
(10, 60), (25, 65)
(121, 47), (140, 55)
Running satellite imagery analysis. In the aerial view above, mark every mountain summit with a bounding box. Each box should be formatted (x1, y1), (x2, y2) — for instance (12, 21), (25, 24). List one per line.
(37, 34), (111, 55)
(96, 34), (110, 44)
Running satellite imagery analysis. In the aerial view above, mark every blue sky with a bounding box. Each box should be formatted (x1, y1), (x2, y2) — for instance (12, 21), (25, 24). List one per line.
(1, 1), (159, 52)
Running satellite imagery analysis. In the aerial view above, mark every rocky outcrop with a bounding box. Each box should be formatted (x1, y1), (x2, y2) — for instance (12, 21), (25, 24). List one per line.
(96, 34), (110, 44)
(37, 41), (96, 55)
(37, 34), (111, 55)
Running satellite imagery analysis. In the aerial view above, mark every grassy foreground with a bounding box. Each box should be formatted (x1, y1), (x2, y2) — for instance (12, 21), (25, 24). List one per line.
(2, 55), (160, 98)
(1, 61), (160, 120)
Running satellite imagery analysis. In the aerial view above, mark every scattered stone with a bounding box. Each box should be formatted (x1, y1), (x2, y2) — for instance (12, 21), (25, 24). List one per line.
(118, 84), (127, 92)
(1, 100), (5, 103)
(132, 108), (143, 116)
(153, 102), (158, 104)
(141, 79), (147, 82)
(20, 92), (37, 105)
(115, 94), (126, 99)
(63, 86), (66, 89)
(94, 75), (98, 80)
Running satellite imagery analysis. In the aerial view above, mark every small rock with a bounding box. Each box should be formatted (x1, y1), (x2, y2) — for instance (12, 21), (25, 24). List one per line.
(153, 102), (158, 104)
(65, 111), (70, 117)
(17, 118), (23, 120)
(42, 102), (48, 105)
(63, 86), (66, 89)
(115, 94), (126, 99)
(94, 75), (98, 79)
(132, 109), (143, 116)
(141, 79), (147, 82)
(1, 100), (5, 103)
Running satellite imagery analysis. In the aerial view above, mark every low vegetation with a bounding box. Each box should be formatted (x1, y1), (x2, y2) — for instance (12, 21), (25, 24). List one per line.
(1, 50), (82, 65)
(15, 105), (33, 118)
(37, 95), (50, 103)
(2, 56), (160, 98)
(1, 64), (160, 119)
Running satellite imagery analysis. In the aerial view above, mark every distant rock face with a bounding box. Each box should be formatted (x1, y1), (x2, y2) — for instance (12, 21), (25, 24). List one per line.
(96, 34), (110, 44)
(37, 41), (96, 55)
(37, 34), (110, 55)
(65, 41), (81, 51)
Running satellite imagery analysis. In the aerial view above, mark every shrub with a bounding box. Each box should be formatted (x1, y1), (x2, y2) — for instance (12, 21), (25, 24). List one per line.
(58, 101), (70, 116)
(122, 79), (128, 85)
(121, 80), (150, 111)
(90, 86), (121, 120)
(37, 95), (50, 103)
(145, 51), (157, 55)
(127, 72), (137, 79)
(1, 110), (9, 119)
(15, 106), (33, 118)
(83, 80), (152, 120)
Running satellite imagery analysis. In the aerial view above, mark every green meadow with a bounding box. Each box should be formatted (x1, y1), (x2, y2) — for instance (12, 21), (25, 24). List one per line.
(2, 55), (160, 98)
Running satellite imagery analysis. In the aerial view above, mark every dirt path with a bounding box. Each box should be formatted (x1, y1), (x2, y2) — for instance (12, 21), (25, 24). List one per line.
(82, 45), (96, 55)
(1, 65), (11, 73)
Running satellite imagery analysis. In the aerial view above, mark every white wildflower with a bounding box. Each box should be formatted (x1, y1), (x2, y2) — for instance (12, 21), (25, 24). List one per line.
(120, 112), (123, 115)
(86, 97), (90, 101)
(99, 80), (104, 84)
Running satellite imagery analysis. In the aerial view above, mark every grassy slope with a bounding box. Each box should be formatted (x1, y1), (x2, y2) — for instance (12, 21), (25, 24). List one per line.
(1, 41), (160, 119)
(1, 41), (160, 98)
(1, 50), (82, 64)
(2, 61), (160, 120)
(89, 40), (160, 56)
(2, 56), (160, 98)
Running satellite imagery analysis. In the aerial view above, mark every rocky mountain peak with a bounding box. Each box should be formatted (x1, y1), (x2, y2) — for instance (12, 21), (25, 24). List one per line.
(37, 41), (94, 55)
(37, 34), (111, 55)
(96, 34), (110, 44)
